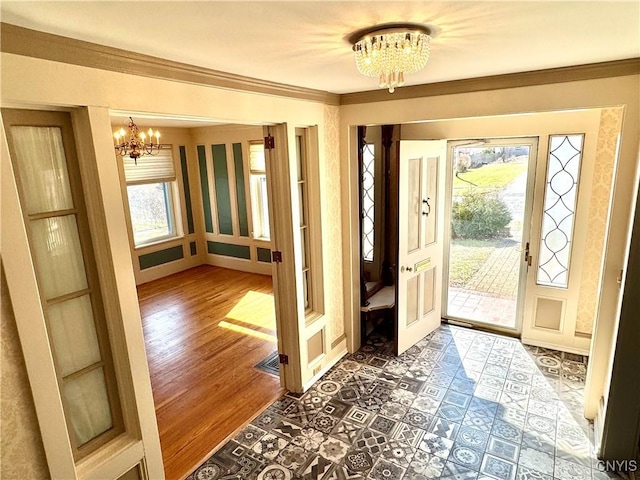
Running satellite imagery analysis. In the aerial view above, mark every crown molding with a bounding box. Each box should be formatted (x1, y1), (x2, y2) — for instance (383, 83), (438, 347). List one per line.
(340, 58), (640, 105)
(2, 23), (638, 108)
(0, 23), (341, 106)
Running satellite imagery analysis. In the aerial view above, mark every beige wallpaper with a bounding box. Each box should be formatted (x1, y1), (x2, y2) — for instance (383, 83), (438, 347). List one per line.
(1, 266), (50, 479)
(323, 105), (345, 342)
(575, 107), (624, 335)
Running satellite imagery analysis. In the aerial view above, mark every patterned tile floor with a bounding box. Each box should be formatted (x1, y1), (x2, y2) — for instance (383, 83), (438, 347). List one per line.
(187, 325), (613, 480)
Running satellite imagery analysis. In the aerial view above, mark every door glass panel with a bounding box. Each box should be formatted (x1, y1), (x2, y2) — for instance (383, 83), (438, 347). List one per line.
(63, 368), (113, 446)
(446, 143), (532, 329)
(407, 157), (421, 252)
(406, 275), (419, 327)
(425, 157), (438, 246)
(302, 271), (310, 309)
(298, 184), (306, 226)
(48, 295), (102, 376)
(296, 135), (304, 181)
(423, 268), (435, 315)
(536, 135), (584, 288)
(30, 215), (88, 299)
(10, 126), (74, 215)
(301, 228), (308, 269)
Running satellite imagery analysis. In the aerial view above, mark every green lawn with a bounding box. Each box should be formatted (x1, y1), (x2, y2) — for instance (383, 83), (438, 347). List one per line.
(453, 160), (527, 193)
(449, 239), (500, 287)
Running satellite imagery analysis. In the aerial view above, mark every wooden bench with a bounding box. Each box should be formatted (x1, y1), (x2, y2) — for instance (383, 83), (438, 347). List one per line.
(361, 285), (395, 341)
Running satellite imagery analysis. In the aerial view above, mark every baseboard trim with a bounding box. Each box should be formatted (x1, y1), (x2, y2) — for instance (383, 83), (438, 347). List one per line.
(521, 336), (590, 355)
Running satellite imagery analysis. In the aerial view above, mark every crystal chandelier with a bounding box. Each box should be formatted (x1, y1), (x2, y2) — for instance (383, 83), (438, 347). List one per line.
(113, 117), (161, 164)
(351, 23), (432, 93)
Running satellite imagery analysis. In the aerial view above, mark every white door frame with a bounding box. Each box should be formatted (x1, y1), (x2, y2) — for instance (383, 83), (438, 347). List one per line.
(442, 137), (539, 335)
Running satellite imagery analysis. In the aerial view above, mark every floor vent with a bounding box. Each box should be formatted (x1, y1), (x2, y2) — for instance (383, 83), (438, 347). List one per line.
(255, 351), (279, 377)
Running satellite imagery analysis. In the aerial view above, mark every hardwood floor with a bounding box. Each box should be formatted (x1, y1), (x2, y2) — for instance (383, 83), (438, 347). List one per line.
(137, 265), (285, 480)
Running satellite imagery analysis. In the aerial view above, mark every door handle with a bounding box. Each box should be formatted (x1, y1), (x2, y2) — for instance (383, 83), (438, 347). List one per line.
(400, 266), (413, 273)
(523, 242), (532, 267)
(422, 198), (431, 216)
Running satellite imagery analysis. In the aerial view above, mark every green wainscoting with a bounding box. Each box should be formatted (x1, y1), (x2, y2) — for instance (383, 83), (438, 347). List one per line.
(207, 241), (250, 259)
(233, 143), (249, 237)
(139, 245), (184, 270)
(257, 247), (272, 263)
(190, 241), (197, 256)
(179, 146), (195, 234)
(197, 145), (214, 233)
(211, 144), (233, 235)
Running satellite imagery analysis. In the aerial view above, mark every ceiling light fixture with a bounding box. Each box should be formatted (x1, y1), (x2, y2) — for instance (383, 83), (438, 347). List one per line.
(113, 117), (161, 164)
(350, 23), (432, 93)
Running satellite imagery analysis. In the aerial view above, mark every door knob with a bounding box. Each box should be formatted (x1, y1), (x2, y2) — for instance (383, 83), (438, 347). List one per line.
(400, 266), (413, 273)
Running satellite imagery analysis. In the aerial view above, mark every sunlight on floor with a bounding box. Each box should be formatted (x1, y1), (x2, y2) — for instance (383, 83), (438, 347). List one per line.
(218, 320), (278, 343)
(226, 290), (276, 329)
(189, 324), (602, 480)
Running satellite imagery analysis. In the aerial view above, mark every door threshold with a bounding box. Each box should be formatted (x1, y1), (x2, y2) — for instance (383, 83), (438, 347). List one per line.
(443, 318), (475, 328)
(442, 317), (521, 339)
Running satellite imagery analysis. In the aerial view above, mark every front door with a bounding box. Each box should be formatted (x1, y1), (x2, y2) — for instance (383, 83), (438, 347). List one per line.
(396, 140), (447, 354)
(443, 138), (538, 333)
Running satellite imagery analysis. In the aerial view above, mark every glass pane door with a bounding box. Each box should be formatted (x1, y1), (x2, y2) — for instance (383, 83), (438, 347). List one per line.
(445, 140), (537, 330)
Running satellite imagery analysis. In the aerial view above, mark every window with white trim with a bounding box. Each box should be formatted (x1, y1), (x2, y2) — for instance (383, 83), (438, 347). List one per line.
(249, 142), (271, 240)
(123, 149), (180, 246)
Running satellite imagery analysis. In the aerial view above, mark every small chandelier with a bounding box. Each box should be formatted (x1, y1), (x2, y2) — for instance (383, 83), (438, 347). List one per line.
(350, 23), (432, 93)
(113, 117), (161, 164)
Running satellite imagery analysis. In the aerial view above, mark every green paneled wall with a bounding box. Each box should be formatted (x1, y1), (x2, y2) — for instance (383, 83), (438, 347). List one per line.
(190, 241), (197, 256)
(207, 241), (250, 259)
(197, 145), (214, 233)
(139, 245), (184, 270)
(211, 144), (233, 235)
(179, 146), (195, 234)
(257, 247), (272, 263)
(233, 143), (249, 237)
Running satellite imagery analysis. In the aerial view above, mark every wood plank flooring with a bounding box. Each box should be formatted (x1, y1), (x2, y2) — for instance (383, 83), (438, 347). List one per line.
(137, 265), (285, 480)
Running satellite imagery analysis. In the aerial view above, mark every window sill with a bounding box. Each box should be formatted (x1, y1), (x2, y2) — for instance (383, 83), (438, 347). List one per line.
(133, 235), (184, 251)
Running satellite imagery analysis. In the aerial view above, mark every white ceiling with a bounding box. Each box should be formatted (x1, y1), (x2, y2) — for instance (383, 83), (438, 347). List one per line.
(1, 1), (639, 95)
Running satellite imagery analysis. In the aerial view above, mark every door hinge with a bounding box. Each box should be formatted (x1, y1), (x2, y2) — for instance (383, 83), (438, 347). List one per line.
(264, 135), (275, 150)
(279, 353), (289, 365)
(272, 250), (282, 263)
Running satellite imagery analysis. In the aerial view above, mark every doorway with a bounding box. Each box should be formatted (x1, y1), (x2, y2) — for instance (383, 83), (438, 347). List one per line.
(444, 138), (538, 332)
(110, 116), (292, 478)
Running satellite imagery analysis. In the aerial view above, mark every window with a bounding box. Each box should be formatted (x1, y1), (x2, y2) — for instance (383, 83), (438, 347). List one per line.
(123, 149), (179, 246)
(249, 142), (271, 240)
